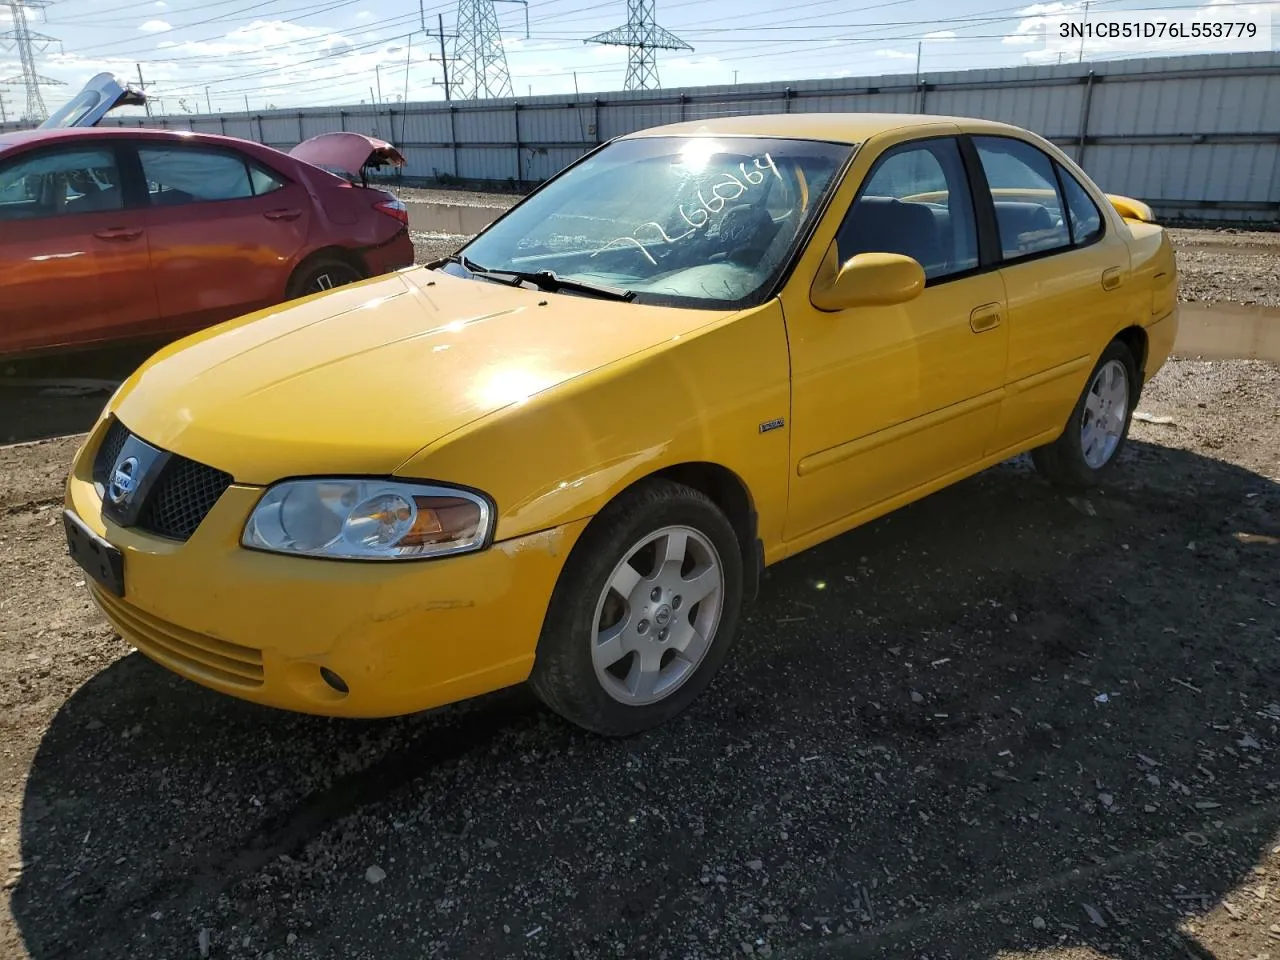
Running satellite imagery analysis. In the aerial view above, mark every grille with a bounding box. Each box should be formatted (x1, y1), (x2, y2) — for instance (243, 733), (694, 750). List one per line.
(92, 418), (129, 489)
(93, 586), (265, 688)
(138, 456), (233, 542)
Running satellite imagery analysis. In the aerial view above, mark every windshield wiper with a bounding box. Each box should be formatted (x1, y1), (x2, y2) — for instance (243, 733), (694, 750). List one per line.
(491, 269), (635, 302)
(442, 256), (634, 302)
(437, 253), (521, 287)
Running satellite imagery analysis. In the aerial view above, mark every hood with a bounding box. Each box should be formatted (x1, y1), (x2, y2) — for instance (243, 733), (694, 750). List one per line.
(288, 132), (406, 180)
(111, 269), (735, 485)
(39, 73), (147, 129)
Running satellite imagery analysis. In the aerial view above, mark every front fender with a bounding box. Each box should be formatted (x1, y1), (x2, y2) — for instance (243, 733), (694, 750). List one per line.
(394, 301), (793, 554)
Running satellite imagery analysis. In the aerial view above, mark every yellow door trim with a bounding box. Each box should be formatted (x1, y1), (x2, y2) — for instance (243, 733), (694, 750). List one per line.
(783, 425), (1062, 559)
(1006, 354), (1091, 395)
(796, 386), (1005, 478)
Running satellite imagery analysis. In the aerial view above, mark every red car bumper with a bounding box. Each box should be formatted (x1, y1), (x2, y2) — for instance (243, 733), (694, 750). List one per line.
(362, 228), (415, 277)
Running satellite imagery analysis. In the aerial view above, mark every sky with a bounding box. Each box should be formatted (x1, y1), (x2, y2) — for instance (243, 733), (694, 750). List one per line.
(0, 0), (1275, 118)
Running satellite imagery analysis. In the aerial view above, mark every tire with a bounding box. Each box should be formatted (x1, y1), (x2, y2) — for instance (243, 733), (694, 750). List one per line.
(529, 478), (745, 737)
(286, 258), (364, 299)
(1031, 340), (1138, 488)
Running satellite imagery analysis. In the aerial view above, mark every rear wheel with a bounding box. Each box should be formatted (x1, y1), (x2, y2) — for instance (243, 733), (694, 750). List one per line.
(529, 479), (744, 736)
(1031, 340), (1137, 488)
(287, 258), (364, 299)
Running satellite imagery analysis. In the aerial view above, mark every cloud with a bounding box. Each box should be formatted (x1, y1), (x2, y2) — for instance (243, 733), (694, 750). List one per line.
(875, 48), (918, 59)
(355, 10), (372, 20)
(923, 30), (958, 41)
(154, 1), (167, 7)
(138, 19), (171, 32)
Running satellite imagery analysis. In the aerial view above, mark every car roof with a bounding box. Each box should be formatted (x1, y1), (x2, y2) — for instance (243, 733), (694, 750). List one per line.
(620, 112), (1028, 145)
(0, 126), (268, 152)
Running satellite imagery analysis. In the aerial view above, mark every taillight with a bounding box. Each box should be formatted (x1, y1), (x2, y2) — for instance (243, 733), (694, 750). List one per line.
(374, 197), (409, 225)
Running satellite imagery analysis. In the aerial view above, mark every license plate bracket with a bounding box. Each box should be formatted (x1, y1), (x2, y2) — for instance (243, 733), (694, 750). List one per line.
(64, 510), (125, 597)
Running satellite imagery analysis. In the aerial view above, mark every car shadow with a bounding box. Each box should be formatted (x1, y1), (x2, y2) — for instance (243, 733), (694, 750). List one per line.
(0, 343), (161, 444)
(10, 439), (1280, 959)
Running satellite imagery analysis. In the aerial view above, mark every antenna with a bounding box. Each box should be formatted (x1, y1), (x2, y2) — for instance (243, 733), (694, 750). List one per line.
(0, 0), (65, 121)
(451, 0), (526, 100)
(586, 0), (691, 91)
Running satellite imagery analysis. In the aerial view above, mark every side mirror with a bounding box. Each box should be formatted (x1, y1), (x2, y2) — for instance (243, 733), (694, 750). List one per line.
(810, 242), (926, 311)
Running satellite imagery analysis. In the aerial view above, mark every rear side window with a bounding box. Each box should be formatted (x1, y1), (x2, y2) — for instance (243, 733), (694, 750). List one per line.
(836, 137), (979, 281)
(972, 136), (1071, 260)
(139, 146), (254, 206)
(0, 147), (123, 221)
(250, 166), (285, 196)
(1056, 163), (1104, 245)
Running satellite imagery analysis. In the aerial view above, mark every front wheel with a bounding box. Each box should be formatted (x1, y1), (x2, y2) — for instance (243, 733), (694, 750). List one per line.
(529, 479), (744, 736)
(1031, 340), (1138, 488)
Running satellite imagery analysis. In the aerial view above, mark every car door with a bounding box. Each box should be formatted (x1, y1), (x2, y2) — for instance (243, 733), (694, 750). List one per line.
(783, 135), (1009, 543)
(0, 141), (158, 356)
(134, 141), (312, 331)
(969, 134), (1142, 452)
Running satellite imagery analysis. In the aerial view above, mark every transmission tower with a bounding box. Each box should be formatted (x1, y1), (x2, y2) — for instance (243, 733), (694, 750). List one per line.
(1, 0), (63, 121)
(586, 0), (691, 91)
(451, 0), (521, 100)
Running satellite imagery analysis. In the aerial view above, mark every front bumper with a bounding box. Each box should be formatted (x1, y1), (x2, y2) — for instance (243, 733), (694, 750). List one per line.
(66, 425), (587, 718)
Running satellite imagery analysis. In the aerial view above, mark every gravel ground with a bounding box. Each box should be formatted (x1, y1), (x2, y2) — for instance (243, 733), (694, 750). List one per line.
(398, 186), (522, 209)
(2, 357), (1278, 960)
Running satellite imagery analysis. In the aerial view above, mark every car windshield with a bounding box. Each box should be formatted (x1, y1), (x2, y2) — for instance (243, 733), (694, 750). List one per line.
(450, 136), (853, 308)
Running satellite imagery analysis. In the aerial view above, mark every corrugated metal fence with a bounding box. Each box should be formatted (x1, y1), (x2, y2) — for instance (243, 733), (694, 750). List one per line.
(6, 51), (1279, 221)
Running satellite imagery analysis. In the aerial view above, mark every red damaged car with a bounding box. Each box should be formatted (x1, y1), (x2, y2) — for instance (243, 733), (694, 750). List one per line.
(0, 120), (415, 358)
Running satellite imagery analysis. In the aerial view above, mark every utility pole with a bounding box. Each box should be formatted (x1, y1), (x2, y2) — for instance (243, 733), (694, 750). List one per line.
(403, 33), (412, 105)
(244, 93), (250, 114)
(136, 62), (152, 116)
(1078, 0), (1090, 62)
(432, 12), (454, 101)
(205, 86), (211, 112)
(0, 89), (8, 123)
(375, 63), (383, 104)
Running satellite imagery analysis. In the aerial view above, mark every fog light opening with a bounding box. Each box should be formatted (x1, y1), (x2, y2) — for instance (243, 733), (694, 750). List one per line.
(319, 666), (349, 695)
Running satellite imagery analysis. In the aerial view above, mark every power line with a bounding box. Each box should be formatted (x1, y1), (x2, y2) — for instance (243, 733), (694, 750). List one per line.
(586, 0), (690, 90)
(1, 0), (64, 120)
(452, 0), (516, 98)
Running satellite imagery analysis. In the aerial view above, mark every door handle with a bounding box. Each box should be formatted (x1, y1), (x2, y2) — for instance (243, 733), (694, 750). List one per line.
(93, 227), (143, 241)
(263, 208), (302, 221)
(1101, 266), (1123, 290)
(969, 302), (1003, 334)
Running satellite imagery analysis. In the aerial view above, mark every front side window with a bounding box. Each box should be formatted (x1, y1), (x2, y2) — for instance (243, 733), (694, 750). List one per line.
(973, 136), (1071, 260)
(1056, 163), (1104, 245)
(139, 146), (254, 206)
(836, 137), (979, 281)
(451, 136), (852, 308)
(0, 147), (123, 221)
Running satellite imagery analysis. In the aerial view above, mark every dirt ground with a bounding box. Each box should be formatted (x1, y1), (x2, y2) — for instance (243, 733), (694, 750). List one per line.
(1, 197), (1278, 959)
(2, 358), (1278, 960)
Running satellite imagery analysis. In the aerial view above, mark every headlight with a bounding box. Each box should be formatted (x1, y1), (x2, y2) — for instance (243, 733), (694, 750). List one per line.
(242, 479), (493, 560)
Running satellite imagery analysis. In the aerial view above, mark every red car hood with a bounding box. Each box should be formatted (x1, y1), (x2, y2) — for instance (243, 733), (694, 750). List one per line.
(287, 133), (406, 178)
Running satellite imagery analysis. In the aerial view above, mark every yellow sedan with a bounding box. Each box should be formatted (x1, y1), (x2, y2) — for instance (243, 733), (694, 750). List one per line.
(64, 113), (1178, 735)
